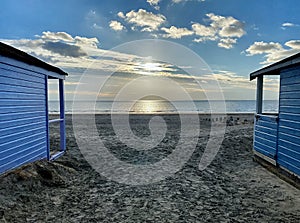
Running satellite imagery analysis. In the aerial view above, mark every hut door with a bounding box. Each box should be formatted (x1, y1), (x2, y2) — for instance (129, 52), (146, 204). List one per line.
(253, 75), (280, 163)
(254, 114), (278, 162)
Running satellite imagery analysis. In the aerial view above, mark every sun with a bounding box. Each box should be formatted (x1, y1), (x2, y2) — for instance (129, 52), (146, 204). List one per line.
(141, 62), (162, 72)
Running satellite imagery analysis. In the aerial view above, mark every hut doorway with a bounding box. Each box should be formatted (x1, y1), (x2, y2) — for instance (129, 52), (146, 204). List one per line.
(254, 75), (280, 163)
(47, 77), (66, 160)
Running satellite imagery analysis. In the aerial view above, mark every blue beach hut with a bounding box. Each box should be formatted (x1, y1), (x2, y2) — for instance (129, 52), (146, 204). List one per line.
(0, 42), (67, 175)
(251, 52), (300, 180)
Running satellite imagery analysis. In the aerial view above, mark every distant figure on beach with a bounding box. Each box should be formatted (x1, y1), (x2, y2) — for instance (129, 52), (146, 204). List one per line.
(227, 116), (234, 126)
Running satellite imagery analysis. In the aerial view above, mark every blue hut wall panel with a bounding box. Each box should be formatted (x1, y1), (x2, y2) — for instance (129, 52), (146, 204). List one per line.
(254, 115), (278, 160)
(0, 57), (48, 174)
(277, 65), (300, 176)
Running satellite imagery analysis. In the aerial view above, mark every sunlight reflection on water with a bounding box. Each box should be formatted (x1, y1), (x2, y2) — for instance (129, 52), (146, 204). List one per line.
(130, 100), (176, 113)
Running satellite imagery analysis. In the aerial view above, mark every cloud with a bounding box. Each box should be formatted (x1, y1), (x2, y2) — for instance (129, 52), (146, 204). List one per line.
(116, 10), (243, 49)
(192, 23), (216, 37)
(245, 40), (300, 64)
(285, 40), (300, 49)
(204, 70), (279, 99)
(117, 12), (125, 19)
(192, 13), (245, 49)
(147, 0), (160, 10)
(74, 36), (99, 48)
(0, 31), (139, 71)
(217, 38), (237, 49)
(119, 9), (166, 32)
(282, 22), (296, 27)
(109, 20), (125, 31)
(207, 13), (245, 38)
(37, 31), (99, 49)
(1, 30), (262, 101)
(245, 41), (283, 55)
(155, 12), (244, 49)
(161, 26), (194, 39)
(2, 31), (196, 81)
(193, 36), (218, 43)
(219, 23), (244, 38)
(42, 41), (87, 57)
(207, 70), (256, 90)
(40, 31), (74, 42)
(1, 32), (98, 59)
(92, 23), (102, 30)
(281, 22), (299, 29)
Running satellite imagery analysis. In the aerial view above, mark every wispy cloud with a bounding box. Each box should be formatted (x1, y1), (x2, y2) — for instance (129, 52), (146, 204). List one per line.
(92, 23), (102, 30)
(281, 22), (299, 29)
(206, 70), (255, 90)
(202, 70), (279, 98)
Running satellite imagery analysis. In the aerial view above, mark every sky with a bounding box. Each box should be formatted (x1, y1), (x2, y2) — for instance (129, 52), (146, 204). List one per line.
(1, 0), (300, 101)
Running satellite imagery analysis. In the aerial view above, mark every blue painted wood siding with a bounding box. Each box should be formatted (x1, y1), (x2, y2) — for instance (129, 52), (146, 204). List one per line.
(0, 60), (47, 174)
(254, 114), (278, 159)
(277, 66), (300, 176)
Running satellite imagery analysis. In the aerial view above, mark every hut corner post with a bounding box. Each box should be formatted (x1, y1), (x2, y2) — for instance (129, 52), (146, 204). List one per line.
(256, 76), (263, 114)
(45, 76), (50, 160)
(59, 79), (66, 152)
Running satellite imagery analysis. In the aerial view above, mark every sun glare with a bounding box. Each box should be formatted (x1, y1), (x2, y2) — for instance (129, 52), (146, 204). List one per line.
(141, 62), (162, 72)
(142, 100), (157, 113)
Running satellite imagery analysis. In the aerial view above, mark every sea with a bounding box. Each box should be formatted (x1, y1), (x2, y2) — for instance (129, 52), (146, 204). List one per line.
(49, 100), (279, 114)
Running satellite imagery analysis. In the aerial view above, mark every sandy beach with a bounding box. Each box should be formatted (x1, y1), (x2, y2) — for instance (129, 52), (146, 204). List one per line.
(0, 114), (299, 222)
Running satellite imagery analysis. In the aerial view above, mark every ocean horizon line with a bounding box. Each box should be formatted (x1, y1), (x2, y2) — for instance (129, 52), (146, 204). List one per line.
(50, 111), (256, 115)
(48, 100), (279, 114)
(49, 99), (279, 102)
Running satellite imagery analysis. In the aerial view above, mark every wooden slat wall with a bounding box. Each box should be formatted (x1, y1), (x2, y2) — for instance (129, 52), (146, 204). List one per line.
(278, 66), (300, 176)
(254, 115), (278, 159)
(0, 61), (47, 174)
